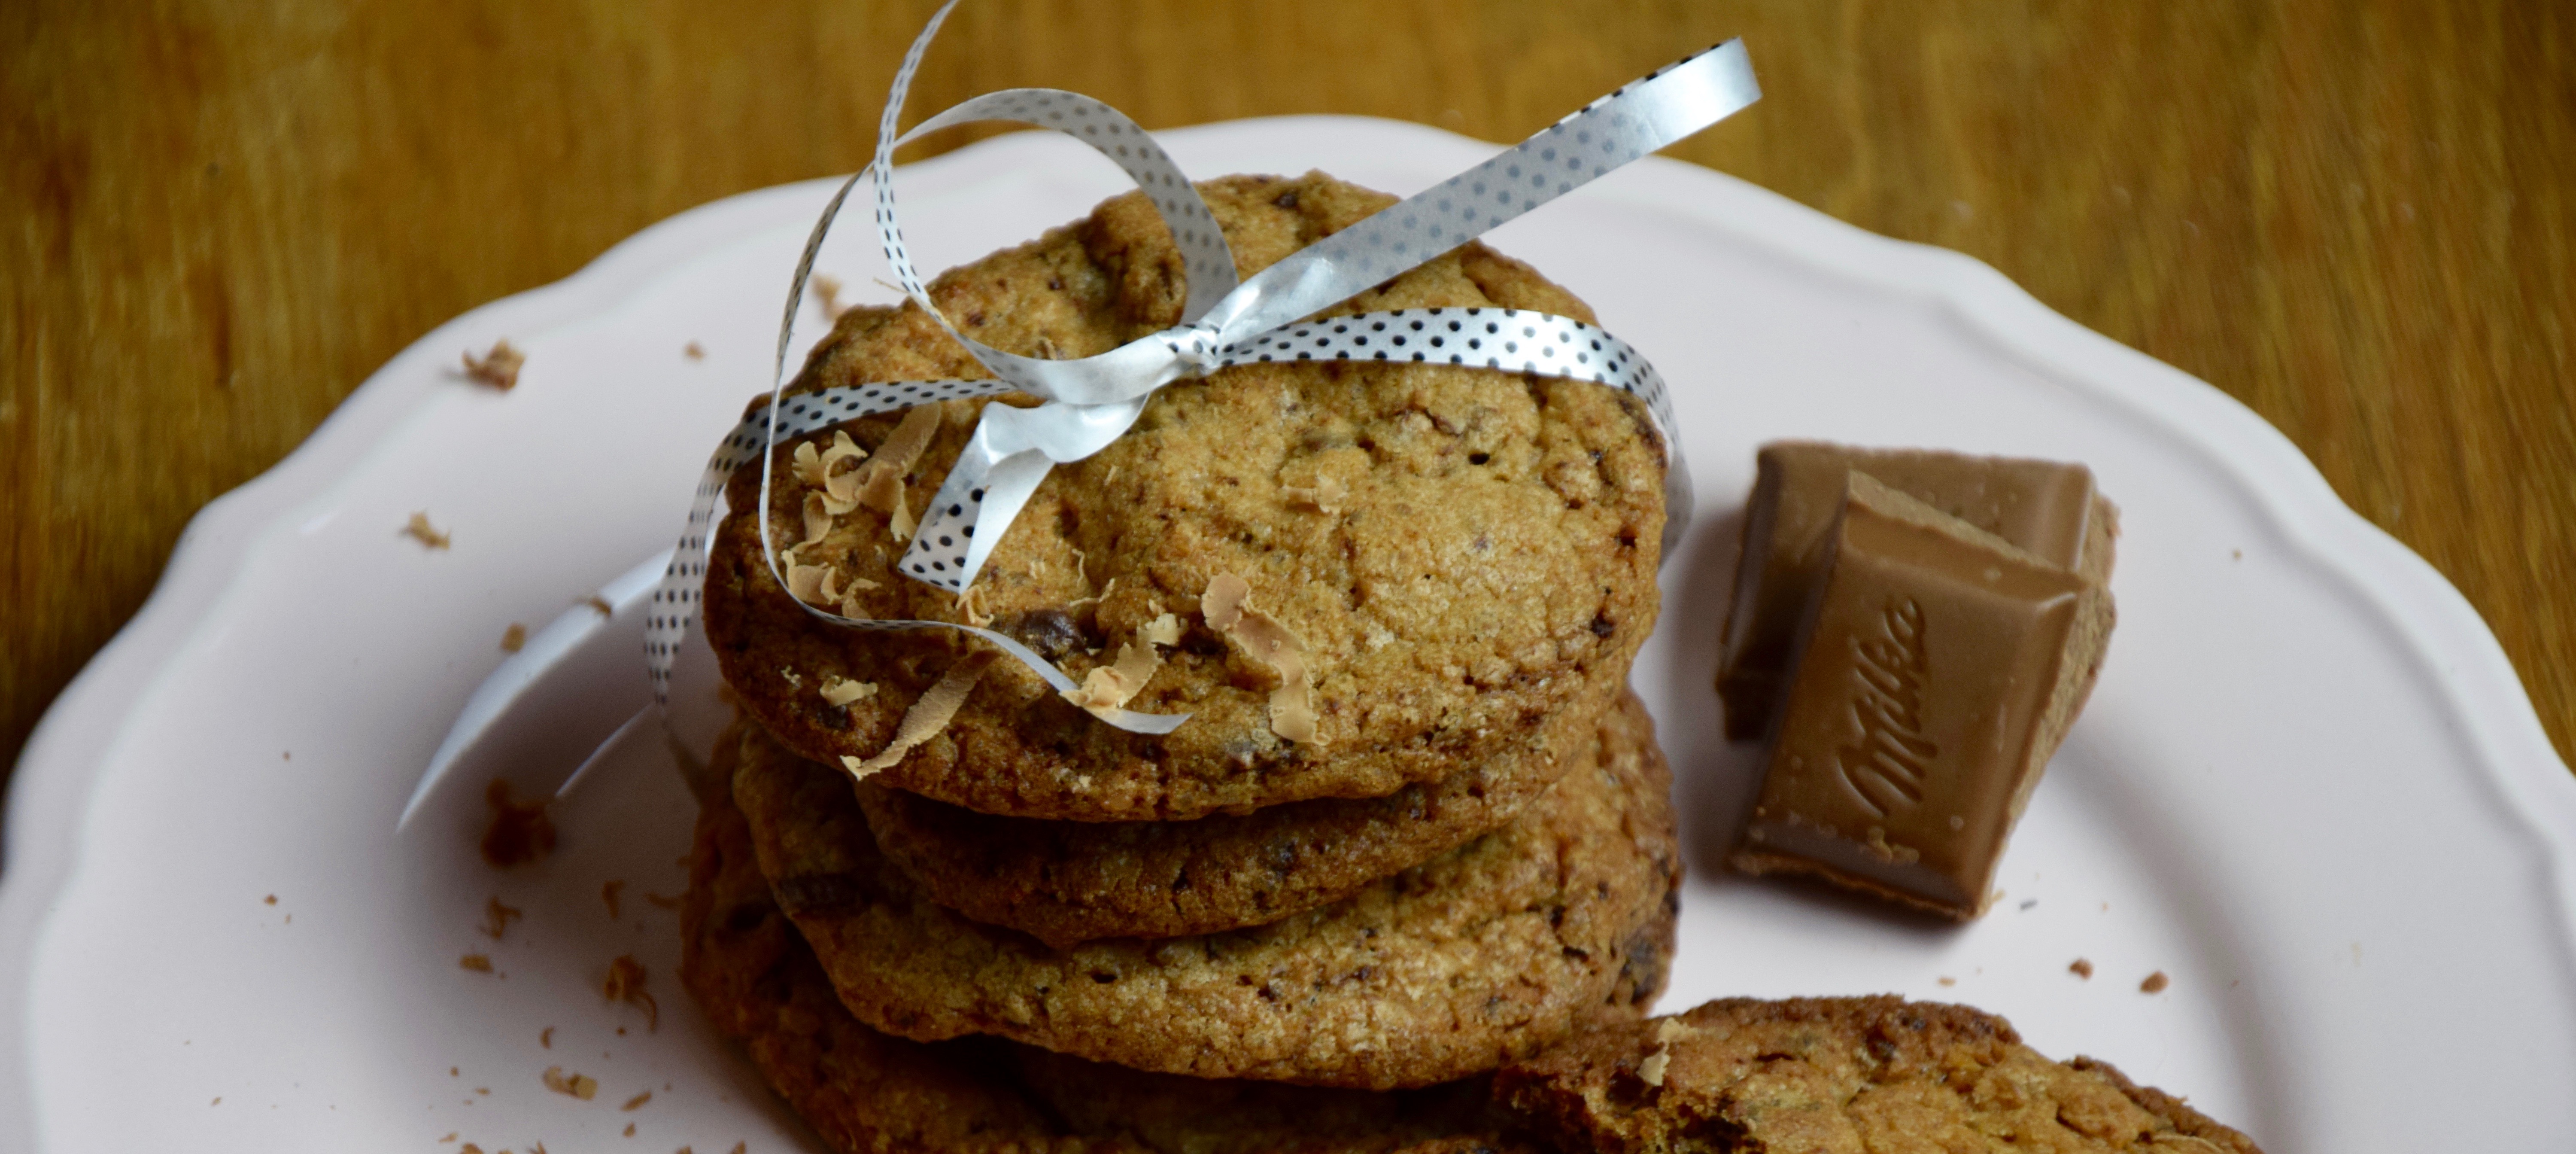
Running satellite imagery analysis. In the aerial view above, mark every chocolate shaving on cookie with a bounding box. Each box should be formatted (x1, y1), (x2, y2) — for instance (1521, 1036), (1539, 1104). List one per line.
(795, 430), (871, 515)
(1203, 572), (1319, 744)
(819, 676), (877, 707)
(841, 650), (998, 779)
(855, 402), (941, 542)
(1062, 640), (1160, 716)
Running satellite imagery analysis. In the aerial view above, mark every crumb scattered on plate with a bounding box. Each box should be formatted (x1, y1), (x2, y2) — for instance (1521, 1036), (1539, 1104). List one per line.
(262, 894), (276, 906)
(621, 1089), (651, 1111)
(501, 624), (527, 652)
(684, 341), (705, 361)
(2070, 958), (2094, 979)
(2141, 970), (2170, 994)
(541, 1066), (598, 1100)
(459, 954), (493, 973)
(463, 340), (525, 390)
(603, 955), (659, 1030)
(540, 1026), (554, 1048)
(482, 896), (523, 940)
(404, 512), (453, 550)
(480, 780), (556, 868)
(811, 274), (846, 319)
(1937, 976), (1956, 987)
(644, 891), (681, 911)
(601, 880), (625, 919)
(581, 594), (613, 618)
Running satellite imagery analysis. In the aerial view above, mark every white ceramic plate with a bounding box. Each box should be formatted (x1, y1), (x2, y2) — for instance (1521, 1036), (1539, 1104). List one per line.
(7, 117), (2573, 1153)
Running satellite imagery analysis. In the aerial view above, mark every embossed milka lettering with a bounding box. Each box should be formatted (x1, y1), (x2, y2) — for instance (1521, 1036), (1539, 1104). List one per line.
(1839, 595), (1935, 815)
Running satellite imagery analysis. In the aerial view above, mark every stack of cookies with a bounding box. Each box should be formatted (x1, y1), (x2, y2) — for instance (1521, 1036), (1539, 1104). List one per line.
(678, 172), (1680, 1147)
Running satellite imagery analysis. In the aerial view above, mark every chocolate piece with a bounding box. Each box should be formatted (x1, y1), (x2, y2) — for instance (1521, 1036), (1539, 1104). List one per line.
(1730, 473), (2114, 919)
(1717, 443), (2117, 740)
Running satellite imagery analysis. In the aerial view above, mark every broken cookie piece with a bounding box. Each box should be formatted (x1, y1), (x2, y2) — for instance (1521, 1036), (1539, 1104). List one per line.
(1493, 996), (2261, 1153)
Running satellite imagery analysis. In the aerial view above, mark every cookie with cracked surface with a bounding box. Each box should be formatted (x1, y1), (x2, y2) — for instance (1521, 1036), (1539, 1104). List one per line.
(701, 169), (1665, 822)
(1491, 995), (2263, 1153)
(680, 747), (1535, 1154)
(858, 687), (1637, 949)
(725, 695), (1680, 1090)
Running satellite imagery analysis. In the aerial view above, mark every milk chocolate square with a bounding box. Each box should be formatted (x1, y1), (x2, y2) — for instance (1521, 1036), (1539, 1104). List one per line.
(1716, 443), (2117, 740)
(1728, 473), (2114, 920)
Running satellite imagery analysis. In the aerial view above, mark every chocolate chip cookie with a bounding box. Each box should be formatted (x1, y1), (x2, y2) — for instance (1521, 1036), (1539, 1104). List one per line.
(1492, 996), (2263, 1152)
(724, 698), (1680, 1090)
(858, 688), (1640, 948)
(701, 170), (1666, 822)
(680, 758), (1533, 1154)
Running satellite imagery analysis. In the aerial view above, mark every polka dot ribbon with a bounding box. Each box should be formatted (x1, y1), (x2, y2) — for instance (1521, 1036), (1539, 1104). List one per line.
(646, 0), (1760, 732)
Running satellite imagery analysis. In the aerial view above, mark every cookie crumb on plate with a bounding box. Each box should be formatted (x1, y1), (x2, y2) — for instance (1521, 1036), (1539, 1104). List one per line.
(481, 896), (522, 940)
(479, 780), (556, 868)
(403, 512), (452, 550)
(605, 955), (659, 1030)
(541, 1066), (598, 1100)
(462, 339), (524, 390)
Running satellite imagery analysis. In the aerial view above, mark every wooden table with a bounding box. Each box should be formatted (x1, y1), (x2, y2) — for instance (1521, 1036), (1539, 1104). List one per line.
(5, 1), (2570, 783)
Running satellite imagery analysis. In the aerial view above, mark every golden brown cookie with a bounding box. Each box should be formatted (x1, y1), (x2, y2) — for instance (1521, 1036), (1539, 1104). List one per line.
(1491, 995), (2263, 1153)
(678, 763), (1536, 1154)
(701, 170), (1666, 822)
(858, 688), (1640, 949)
(726, 700), (1680, 1090)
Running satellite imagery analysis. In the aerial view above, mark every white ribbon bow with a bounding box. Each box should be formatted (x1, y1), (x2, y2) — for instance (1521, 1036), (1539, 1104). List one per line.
(643, 0), (1761, 733)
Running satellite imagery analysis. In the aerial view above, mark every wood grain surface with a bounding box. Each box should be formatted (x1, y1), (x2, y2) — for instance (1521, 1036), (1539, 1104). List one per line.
(5, 0), (2570, 785)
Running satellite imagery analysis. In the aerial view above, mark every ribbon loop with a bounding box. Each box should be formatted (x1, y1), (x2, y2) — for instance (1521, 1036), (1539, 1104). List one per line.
(1197, 40), (1759, 345)
(897, 88), (1241, 325)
